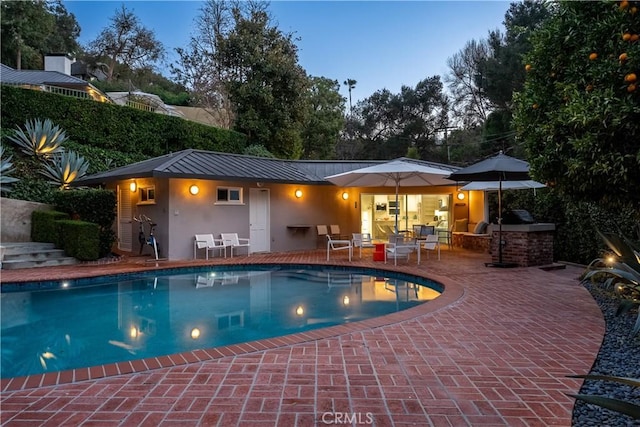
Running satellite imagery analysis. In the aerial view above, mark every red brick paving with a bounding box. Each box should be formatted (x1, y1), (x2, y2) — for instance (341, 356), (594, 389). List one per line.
(0, 248), (603, 426)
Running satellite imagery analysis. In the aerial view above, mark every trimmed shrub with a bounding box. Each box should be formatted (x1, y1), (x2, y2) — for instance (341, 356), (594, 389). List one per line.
(1, 85), (248, 157)
(53, 189), (117, 257)
(56, 219), (100, 261)
(31, 210), (69, 244)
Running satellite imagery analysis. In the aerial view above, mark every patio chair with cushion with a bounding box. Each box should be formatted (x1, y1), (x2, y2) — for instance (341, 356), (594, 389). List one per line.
(385, 234), (420, 266)
(352, 232), (375, 258)
(327, 235), (352, 261)
(330, 224), (348, 239)
(317, 225), (328, 248)
(423, 234), (441, 260)
(194, 234), (226, 259)
(220, 233), (251, 257)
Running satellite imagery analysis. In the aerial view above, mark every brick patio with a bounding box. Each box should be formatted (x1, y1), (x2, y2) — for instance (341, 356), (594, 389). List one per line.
(0, 247), (604, 426)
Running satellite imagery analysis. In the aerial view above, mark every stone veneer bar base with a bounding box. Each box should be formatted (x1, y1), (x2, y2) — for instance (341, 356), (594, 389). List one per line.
(490, 223), (555, 267)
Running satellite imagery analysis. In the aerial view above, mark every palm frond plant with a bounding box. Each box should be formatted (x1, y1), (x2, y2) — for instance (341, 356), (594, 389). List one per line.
(581, 231), (640, 339)
(568, 375), (640, 420)
(6, 118), (67, 159)
(0, 144), (19, 193)
(40, 150), (90, 190)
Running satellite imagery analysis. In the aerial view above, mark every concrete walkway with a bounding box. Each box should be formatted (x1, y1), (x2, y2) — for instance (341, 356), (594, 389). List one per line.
(0, 247), (603, 426)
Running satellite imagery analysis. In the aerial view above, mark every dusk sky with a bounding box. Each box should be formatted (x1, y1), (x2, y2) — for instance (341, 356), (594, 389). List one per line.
(63, 1), (510, 103)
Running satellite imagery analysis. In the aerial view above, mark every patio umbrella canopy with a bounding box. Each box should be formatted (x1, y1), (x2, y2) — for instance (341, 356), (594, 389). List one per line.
(460, 180), (545, 191)
(447, 152), (532, 268)
(325, 160), (456, 232)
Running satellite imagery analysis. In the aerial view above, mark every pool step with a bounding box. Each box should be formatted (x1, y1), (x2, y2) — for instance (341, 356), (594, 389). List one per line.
(0, 242), (78, 270)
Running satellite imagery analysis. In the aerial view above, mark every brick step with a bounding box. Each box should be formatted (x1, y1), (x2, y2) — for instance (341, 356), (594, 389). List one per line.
(1, 257), (78, 270)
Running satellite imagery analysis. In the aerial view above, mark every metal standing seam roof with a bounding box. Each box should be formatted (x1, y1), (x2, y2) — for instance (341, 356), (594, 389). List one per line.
(0, 64), (91, 86)
(75, 149), (460, 186)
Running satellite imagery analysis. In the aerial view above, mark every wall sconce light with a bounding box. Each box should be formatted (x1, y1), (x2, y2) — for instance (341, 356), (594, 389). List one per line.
(129, 181), (137, 192)
(295, 305), (304, 316)
(295, 189), (303, 198)
(457, 192), (465, 200)
(129, 327), (139, 339)
(190, 328), (201, 340)
(342, 295), (350, 306)
(189, 184), (199, 195)
(342, 192), (349, 200)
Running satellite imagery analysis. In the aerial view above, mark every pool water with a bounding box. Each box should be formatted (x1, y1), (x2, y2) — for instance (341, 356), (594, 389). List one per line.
(0, 265), (442, 378)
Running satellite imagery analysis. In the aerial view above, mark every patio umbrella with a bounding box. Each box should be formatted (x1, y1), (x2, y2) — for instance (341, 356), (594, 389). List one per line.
(460, 180), (545, 191)
(325, 159), (456, 233)
(447, 151), (531, 268)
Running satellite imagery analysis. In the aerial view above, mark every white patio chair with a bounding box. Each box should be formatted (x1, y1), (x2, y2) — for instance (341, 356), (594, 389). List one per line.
(423, 234), (441, 260)
(220, 233), (251, 257)
(385, 234), (420, 266)
(352, 232), (375, 258)
(327, 235), (352, 261)
(194, 234), (226, 259)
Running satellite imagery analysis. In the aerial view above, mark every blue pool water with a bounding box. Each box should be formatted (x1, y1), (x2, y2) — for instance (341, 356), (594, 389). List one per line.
(0, 264), (442, 378)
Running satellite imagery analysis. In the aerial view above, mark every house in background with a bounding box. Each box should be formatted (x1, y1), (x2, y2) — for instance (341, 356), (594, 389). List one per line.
(76, 149), (486, 260)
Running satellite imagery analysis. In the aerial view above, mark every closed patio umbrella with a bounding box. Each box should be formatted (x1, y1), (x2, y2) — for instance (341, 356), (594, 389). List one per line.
(325, 159), (456, 233)
(447, 152), (532, 268)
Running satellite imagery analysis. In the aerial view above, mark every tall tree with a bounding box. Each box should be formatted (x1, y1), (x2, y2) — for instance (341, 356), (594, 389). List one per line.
(444, 39), (492, 127)
(1, 0), (80, 70)
(86, 5), (165, 82)
(513, 0), (640, 210)
(343, 78), (357, 115)
(301, 77), (345, 159)
(344, 76), (449, 160)
(213, 3), (309, 158)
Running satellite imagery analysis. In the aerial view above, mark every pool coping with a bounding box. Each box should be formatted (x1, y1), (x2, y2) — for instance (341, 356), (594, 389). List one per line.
(0, 260), (464, 392)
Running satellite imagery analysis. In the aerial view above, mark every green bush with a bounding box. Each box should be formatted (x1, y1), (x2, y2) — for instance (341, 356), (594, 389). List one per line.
(56, 219), (100, 261)
(31, 210), (68, 244)
(53, 189), (117, 257)
(1, 85), (248, 157)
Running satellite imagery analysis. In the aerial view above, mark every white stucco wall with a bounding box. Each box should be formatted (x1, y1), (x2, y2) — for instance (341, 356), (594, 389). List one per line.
(0, 197), (53, 243)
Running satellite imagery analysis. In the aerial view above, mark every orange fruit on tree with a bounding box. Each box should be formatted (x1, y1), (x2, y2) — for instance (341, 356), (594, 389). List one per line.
(623, 33), (632, 41)
(532, 103), (539, 109)
(619, 52), (628, 61)
(589, 52), (598, 60)
(631, 6), (638, 15)
(628, 83), (637, 92)
(586, 84), (594, 92)
(525, 64), (532, 71)
(620, 0), (629, 10)
(625, 73), (637, 82)
(631, 34), (640, 42)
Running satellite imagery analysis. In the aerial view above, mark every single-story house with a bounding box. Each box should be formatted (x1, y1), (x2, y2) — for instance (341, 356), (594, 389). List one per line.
(76, 149), (488, 260)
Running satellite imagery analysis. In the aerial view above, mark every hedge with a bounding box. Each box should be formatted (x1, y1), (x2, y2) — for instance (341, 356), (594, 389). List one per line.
(1, 85), (248, 157)
(31, 210), (69, 244)
(56, 219), (100, 261)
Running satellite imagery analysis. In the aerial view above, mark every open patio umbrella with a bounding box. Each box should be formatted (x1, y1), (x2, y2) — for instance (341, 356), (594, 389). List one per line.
(460, 180), (545, 191)
(325, 159), (456, 233)
(447, 152), (531, 268)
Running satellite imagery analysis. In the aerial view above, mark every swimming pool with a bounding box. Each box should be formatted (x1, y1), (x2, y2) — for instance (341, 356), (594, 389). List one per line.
(0, 264), (443, 379)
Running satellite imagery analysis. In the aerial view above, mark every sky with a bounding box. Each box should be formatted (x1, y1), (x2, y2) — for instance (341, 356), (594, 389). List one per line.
(63, 1), (510, 103)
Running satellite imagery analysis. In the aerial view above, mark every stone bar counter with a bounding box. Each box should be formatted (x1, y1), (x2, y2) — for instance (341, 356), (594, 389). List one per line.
(490, 223), (556, 267)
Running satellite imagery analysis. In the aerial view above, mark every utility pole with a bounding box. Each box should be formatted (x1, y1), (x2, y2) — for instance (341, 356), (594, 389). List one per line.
(436, 126), (457, 162)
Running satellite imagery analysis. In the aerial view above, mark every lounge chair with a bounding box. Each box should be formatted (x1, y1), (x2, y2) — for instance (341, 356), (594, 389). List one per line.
(220, 233), (251, 257)
(327, 235), (352, 261)
(194, 234), (226, 259)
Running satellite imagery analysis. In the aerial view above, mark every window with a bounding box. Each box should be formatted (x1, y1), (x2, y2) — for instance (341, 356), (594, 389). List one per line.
(138, 185), (156, 205)
(216, 187), (243, 204)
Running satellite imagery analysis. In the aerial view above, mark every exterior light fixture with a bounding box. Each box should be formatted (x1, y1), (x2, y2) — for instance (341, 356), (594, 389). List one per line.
(342, 295), (350, 306)
(190, 328), (201, 339)
(189, 184), (199, 195)
(295, 305), (304, 316)
(342, 192), (349, 200)
(457, 192), (465, 200)
(129, 181), (137, 192)
(130, 327), (139, 339)
(295, 189), (303, 198)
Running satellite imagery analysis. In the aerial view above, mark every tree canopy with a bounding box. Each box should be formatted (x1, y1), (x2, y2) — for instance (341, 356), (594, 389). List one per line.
(513, 0), (640, 210)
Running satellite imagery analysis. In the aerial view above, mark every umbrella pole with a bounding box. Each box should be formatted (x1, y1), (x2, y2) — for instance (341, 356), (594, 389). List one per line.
(394, 180), (399, 234)
(498, 179), (503, 264)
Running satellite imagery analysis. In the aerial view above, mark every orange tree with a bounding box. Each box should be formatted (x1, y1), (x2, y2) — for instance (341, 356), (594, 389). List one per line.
(513, 0), (640, 211)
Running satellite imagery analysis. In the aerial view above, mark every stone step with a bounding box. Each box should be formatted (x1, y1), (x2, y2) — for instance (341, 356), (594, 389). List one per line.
(0, 242), (56, 256)
(1, 257), (78, 270)
(3, 249), (67, 261)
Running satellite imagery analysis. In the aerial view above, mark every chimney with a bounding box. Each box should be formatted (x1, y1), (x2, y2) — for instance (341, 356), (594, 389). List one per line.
(44, 53), (75, 75)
